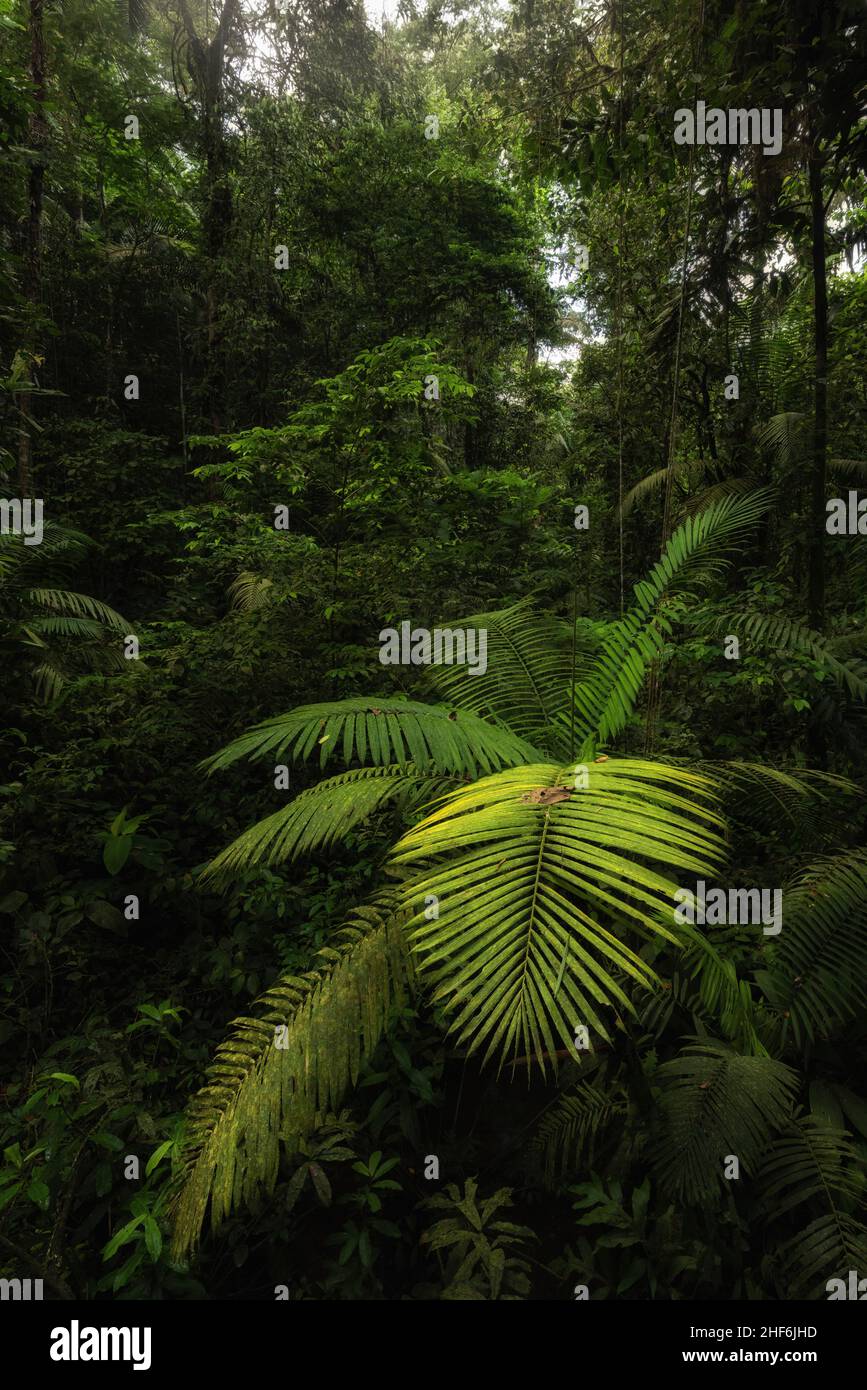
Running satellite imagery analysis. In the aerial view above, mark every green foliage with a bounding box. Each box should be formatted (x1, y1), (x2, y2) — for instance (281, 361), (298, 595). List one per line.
(649, 1041), (799, 1203)
(757, 849), (867, 1046)
(201, 765), (453, 882)
(424, 597), (595, 751)
(391, 759), (725, 1069)
(0, 524), (127, 702)
(202, 697), (540, 778)
(418, 1178), (535, 1300)
(170, 900), (415, 1259)
(532, 1081), (628, 1184)
(758, 1118), (867, 1297)
(565, 491), (773, 757)
(563, 1176), (709, 1299)
(1, 0), (866, 1307)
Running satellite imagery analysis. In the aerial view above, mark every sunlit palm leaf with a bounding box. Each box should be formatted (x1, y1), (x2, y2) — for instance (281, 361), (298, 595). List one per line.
(202, 697), (541, 777)
(201, 765), (456, 883)
(388, 759), (726, 1074)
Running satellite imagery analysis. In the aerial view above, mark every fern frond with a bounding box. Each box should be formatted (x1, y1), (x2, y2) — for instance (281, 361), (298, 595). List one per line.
(755, 848), (867, 1045)
(650, 1040), (799, 1203)
(170, 898), (414, 1259)
(29, 659), (67, 704)
(228, 571), (277, 612)
(758, 1117), (867, 1297)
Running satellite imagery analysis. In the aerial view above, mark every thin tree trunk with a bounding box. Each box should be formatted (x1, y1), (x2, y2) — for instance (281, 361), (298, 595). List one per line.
(177, 0), (239, 438)
(16, 0), (47, 494)
(176, 311), (188, 464)
(807, 144), (828, 631)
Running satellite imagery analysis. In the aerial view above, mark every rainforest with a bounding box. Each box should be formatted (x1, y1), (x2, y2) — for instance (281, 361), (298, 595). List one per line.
(0, 0), (866, 1313)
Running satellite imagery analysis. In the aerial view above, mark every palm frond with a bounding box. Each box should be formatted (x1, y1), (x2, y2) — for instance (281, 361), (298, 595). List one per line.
(29, 658), (67, 704)
(687, 762), (858, 840)
(681, 475), (762, 516)
(202, 697), (541, 778)
(829, 457), (867, 481)
(757, 411), (807, 466)
(201, 765), (455, 884)
(26, 588), (128, 630)
(388, 759), (726, 1075)
(755, 848), (867, 1046)
(693, 609), (867, 703)
(23, 616), (110, 640)
(650, 1039), (799, 1203)
(619, 459), (697, 517)
(680, 932), (766, 1054)
(758, 1117), (867, 1297)
(170, 898), (414, 1259)
(731, 316), (803, 406)
(562, 491), (772, 757)
(423, 598), (597, 753)
(639, 968), (704, 1040)
(531, 1081), (627, 1184)
(0, 523), (90, 585)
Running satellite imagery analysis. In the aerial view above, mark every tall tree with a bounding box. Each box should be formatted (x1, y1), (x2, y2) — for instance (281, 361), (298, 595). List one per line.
(175, 0), (244, 432)
(16, 0), (48, 494)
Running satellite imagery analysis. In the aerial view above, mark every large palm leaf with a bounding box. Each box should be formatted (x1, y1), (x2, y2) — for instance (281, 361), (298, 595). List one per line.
(171, 497), (773, 1254)
(200, 764), (458, 883)
(387, 759), (726, 1073)
(201, 696), (542, 778)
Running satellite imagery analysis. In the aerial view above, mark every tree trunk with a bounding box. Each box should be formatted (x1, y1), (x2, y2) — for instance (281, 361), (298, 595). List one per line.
(16, 0), (47, 495)
(807, 144), (828, 632)
(177, 0), (239, 438)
